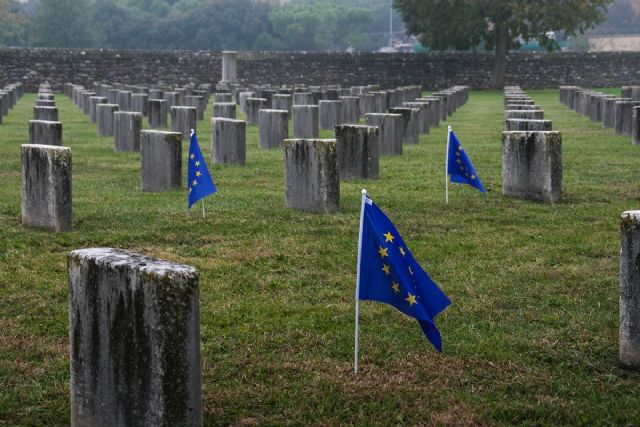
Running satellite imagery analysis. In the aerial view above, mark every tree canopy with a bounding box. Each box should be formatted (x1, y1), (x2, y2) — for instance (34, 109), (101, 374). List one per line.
(393, 0), (613, 88)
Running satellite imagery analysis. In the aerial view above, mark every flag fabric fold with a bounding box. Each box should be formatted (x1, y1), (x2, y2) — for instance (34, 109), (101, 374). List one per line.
(357, 195), (451, 351)
(187, 130), (217, 209)
(447, 128), (485, 193)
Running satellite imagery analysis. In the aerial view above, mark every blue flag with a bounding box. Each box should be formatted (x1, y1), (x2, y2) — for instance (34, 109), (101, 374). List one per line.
(357, 196), (451, 351)
(447, 128), (485, 193)
(187, 130), (217, 209)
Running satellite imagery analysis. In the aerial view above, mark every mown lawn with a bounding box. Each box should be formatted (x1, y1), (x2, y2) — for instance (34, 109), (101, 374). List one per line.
(1, 89), (639, 425)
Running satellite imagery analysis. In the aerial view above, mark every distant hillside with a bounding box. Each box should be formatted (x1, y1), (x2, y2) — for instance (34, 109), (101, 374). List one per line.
(590, 0), (640, 34)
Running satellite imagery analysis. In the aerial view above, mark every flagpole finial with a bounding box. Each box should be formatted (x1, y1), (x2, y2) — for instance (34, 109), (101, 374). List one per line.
(361, 188), (367, 196)
(448, 125), (452, 131)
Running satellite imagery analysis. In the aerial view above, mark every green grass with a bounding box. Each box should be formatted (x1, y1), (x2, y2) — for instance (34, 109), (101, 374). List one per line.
(1, 89), (640, 425)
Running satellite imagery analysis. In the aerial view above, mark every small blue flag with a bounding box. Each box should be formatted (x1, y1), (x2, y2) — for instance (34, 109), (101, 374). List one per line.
(187, 130), (217, 209)
(447, 128), (485, 193)
(357, 196), (451, 351)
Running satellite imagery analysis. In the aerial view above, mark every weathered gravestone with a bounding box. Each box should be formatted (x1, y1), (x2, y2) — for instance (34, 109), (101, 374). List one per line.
(502, 131), (562, 203)
(273, 94), (292, 115)
(21, 144), (72, 232)
(505, 119), (553, 131)
(171, 106), (197, 141)
(33, 106), (58, 122)
(140, 130), (182, 192)
(221, 51), (238, 84)
(505, 110), (544, 121)
(89, 96), (107, 124)
(97, 104), (119, 137)
(148, 99), (168, 128)
(212, 118), (246, 166)
(388, 107), (420, 145)
(340, 96), (360, 124)
(117, 90), (132, 111)
(132, 93), (149, 116)
(365, 113), (403, 156)
(114, 111), (142, 152)
(620, 210), (640, 370)
(319, 100), (342, 130)
(283, 139), (339, 213)
(293, 105), (319, 138)
(335, 125), (379, 180)
(186, 95), (205, 120)
(259, 109), (288, 149)
(35, 99), (55, 107)
(615, 101), (640, 135)
(245, 98), (267, 125)
(29, 120), (62, 146)
(212, 102), (236, 119)
(68, 248), (201, 426)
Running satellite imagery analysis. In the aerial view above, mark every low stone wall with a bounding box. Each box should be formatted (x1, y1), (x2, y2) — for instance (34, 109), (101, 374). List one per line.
(1, 48), (640, 91)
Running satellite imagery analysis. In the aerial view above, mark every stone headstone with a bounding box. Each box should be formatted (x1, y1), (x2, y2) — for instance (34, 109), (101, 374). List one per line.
(245, 98), (267, 125)
(293, 93), (314, 106)
(505, 110), (544, 121)
(68, 248), (201, 426)
(319, 100), (342, 130)
(148, 99), (168, 128)
(35, 99), (55, 107)
(259, 109), (288, 150)
(293, 105), (319, 138)
(335, 125), (379, 180)
(29, 120), (62, 146)
(221, 51), (238, 84)
(97, 104), (119, 137)
(33, 106), (59, 122)
(212, 102), (236, 119)
(215, 93), (232, 103)
(21, 144), (72, 231)
(273, 94), (292, 116)
(502, 131), (562, 203)
(211, 118), (246, 166)
(140, 130), (182, 192)
(365, 113), (403, 156)
(339, 96), (360, 124)
(388, 107), (420, 145)
(186, 95), (205, 120)
(163, 91), (179, 109)
(283, 139), (340, 213)
(238, 92), (255, 114)
(505, 119), (553, 131)
(615, 101), (640, 135)
(171, 106), (197, 140)
(114, 111), (142, 152)
(89, 96), (107, 124)
(132, 93), (149, 116)
(117, 90), (132, 111)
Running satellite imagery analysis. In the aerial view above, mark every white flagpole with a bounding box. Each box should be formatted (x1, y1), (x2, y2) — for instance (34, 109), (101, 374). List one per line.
(446, 126), (451, 205)
(354, 188), (367, 374)
(201, 199), (205, 219)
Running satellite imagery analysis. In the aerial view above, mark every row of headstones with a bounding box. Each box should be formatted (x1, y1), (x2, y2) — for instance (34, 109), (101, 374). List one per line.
(559, 85), (640, 144)
(281, 85), (470, 213)
(21, 82), (216, 232)
(502, 86), (562, 204)
(0, 82), (24, 124)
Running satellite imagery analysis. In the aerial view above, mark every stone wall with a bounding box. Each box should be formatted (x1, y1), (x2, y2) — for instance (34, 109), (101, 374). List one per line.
(1, 48), (640, 91)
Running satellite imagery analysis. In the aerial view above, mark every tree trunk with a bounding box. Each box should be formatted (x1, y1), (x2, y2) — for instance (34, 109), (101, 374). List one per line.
(492, 29), (510, 89)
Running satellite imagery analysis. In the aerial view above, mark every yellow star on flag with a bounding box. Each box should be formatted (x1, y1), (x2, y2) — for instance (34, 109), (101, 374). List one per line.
(406, 293), (417, 306)
(383, 232), (394, 243)
(190, 154), (195, 160)
(408, 266), (414, 275)
(378, 246), (388, 258)
(382, 264), (391, 276)
(195, 160), (201, 167)
(192, 180), (198, 186)
(399, 247), (406, 257)
(391, 281), (400, 293)
(196, 171), (202, 177)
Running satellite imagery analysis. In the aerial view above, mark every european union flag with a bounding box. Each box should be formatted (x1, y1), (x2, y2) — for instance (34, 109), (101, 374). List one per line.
(187, 130), (217, 209)
(357, 195), (451, 351)
(447, 127), (485, 193)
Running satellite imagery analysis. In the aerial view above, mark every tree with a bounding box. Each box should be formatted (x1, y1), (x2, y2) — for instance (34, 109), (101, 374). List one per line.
(0, 0), (26, 47)
(393, 0), (612, 88)
(32, 0), (96, 48)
